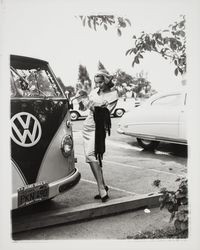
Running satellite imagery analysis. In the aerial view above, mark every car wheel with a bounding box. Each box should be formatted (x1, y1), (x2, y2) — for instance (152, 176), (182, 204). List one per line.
(70, 111), (80, 121)
(114, 109), (125, 117)
(137, 138), (160, 151)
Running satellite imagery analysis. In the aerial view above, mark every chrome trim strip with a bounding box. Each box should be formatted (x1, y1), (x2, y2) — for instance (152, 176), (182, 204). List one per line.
(12, 159), (28, 185)
(117, 130), (187, 145)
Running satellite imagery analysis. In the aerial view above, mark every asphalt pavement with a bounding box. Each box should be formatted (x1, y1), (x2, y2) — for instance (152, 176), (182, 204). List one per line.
(12, 117), (187, 240)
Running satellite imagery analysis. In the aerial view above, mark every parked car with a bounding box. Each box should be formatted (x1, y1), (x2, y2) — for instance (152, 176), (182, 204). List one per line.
(117, 90), (187, 150)
(70, 98), (140, 121)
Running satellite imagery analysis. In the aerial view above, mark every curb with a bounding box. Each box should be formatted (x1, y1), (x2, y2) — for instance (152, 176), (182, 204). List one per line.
(12, 192), (162, 233)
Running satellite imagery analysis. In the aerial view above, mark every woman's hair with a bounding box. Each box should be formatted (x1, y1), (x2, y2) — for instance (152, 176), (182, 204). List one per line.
(94, 72), (114, 89)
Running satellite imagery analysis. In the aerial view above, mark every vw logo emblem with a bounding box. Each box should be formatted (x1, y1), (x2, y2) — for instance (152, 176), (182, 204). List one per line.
(11, 112), (42, 147)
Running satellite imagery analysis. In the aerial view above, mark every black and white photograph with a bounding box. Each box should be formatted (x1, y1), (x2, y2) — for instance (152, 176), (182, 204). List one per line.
(0, 0), (200, 249)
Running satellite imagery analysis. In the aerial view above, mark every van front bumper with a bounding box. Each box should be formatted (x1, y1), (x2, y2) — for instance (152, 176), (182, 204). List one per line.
(12, 168), (81, 210)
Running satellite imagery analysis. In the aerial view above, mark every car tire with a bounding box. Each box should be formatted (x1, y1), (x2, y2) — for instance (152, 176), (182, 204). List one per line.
(137, 138), (160, 151)
(114, 109), (125, 117)
(70, 111), (80, 121)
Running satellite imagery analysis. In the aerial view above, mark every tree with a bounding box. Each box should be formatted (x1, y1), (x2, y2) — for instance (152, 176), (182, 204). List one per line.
(65, 85), (75, 98)
(154, 177), (188, 238)
(78, 15), (131, 37)
(134, 71), (152, 96)
(98, 61), (108, 72)
(113, 69), (153, 98)
(76, 64), (92, 93)
(114, 69), (134, 87)
(78, 15), (186, 76)
(57, 77), (75, 98)
(126, 15), (186, 76)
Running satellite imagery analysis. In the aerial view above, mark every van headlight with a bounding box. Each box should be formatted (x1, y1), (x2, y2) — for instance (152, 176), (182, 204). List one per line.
(61, 135), (73, 157)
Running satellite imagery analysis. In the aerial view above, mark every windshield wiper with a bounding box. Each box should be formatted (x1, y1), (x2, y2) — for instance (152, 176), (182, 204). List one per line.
(11, 66), (30, 90)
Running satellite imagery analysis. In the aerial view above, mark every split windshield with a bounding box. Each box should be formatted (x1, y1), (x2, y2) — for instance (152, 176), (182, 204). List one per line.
(10, 62), (63, 98)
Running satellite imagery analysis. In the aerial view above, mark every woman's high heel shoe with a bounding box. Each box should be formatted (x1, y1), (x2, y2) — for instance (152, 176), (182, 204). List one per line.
(101, 194), (109, 203)
(94, 186), (109, 200)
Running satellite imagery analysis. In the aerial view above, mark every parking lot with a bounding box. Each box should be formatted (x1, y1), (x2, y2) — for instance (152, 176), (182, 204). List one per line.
(12, 116), (187, 239)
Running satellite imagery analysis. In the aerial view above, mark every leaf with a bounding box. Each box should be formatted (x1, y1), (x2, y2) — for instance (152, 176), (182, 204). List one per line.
(164, 37), (169, 44)
(125, 49), (132, 56)
(133, 48), (137, 54)
(139, 53), (143, 59)
(175, 68), (179, 76)
(153, 179), (161, 187)
(117, 28), (122, 36)
(132, 60), (135, 67)
(151, 39), (156, 48)
(83, 17), (86, 26)
(93, 19), (97, 31)
(103, 24), (108, 30)
(177, 212), (185, 221)
(179, 204), (188, 211)
(180, 221), (188, 231)
(157, 40), (163, 46)
(178, 67), (183, 74)
(174, 219), (181, 230)
(125, 18), (131, 26)
(132, 35), (137, 39)
(135, 56), (139, 64)
(88, 19), (91, 28)
(169, 211), (176, 222)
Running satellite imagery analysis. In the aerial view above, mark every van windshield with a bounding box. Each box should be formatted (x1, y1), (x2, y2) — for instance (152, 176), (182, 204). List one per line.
(10, 64), (63, 98)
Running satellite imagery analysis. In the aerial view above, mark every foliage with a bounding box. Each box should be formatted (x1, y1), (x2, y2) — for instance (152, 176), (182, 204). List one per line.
(129, 227), (185, 239)
(158, 177), (188, 237)
(126, 15), (186, 76)
(133, 71), (152, 97)
(78, 15), (131, 36)
(152, 179), (161, 188)
(76, 64), (92, 94)
(113, 69), (153, 98)
(98, 61), (108, 72)
(78, 15), (186, 77)
(65, 85), (76, 98)
(57, 77), (75, 98)
(114, 69), (134, 87)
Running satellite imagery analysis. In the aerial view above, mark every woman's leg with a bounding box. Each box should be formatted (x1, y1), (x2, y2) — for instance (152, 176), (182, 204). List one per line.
(83, 128), (108, 200)
(89, 161), (107, 198)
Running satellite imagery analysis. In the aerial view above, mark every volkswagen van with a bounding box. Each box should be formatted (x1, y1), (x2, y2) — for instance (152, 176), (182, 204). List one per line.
(10, 55), (81, 210)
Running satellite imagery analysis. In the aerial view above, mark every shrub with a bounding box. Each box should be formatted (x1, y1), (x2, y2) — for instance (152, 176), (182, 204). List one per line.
(158, 177), (188, 238)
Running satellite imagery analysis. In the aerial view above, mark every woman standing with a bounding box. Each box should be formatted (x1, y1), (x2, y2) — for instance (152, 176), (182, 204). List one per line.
(78, 70), (118, 202)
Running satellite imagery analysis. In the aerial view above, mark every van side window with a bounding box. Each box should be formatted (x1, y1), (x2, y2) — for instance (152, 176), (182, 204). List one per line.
(10, 67), (63, 98)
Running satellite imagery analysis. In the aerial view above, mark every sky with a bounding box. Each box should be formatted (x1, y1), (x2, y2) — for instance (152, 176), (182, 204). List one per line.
(2, 0), (191, 92)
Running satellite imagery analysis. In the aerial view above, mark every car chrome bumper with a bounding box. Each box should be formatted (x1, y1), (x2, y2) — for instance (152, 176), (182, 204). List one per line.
(12, 168), (81, 210)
